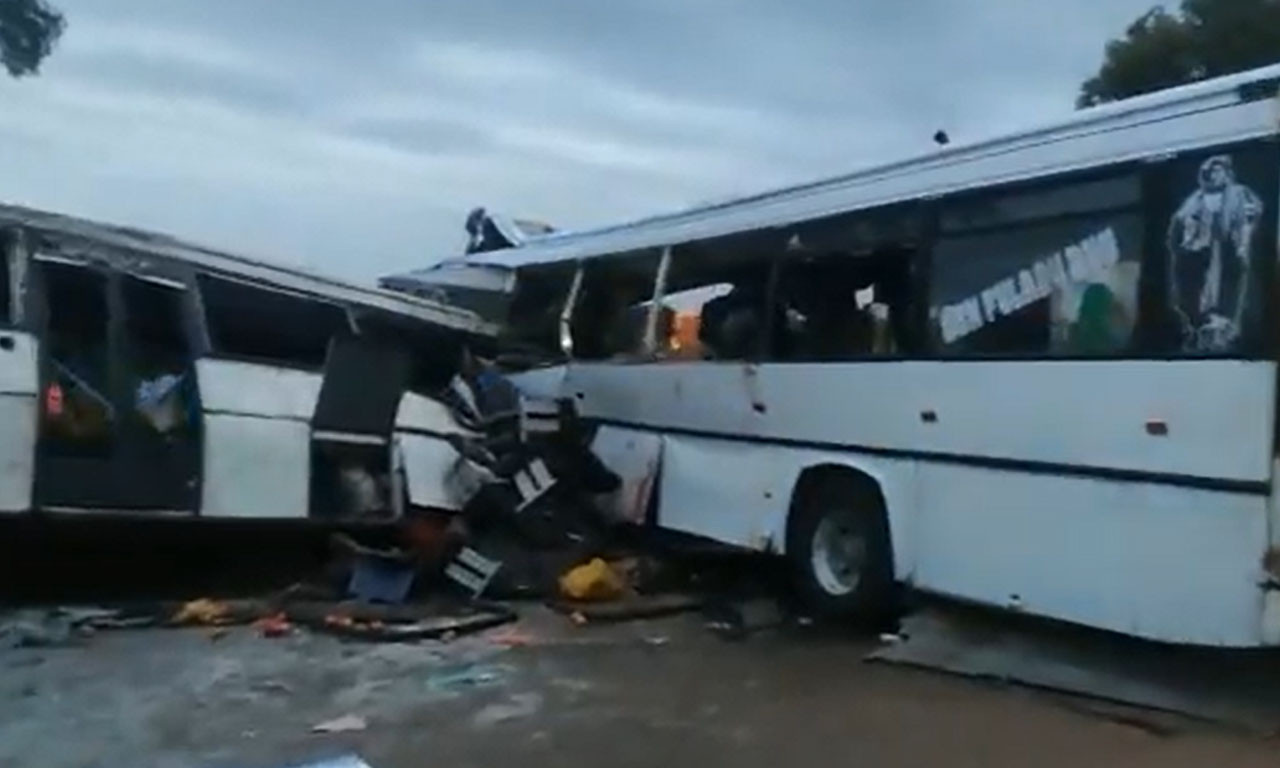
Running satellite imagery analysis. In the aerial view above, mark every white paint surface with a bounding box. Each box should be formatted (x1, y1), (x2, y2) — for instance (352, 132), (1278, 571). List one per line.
(557, 357), (1279, 644)
(0, 396), (36, 513)
(567, 360), (1275, 484)
(590, 426), (662, 525)
(395, 392), (479, 437)
(0, 331), (38, 395)
(397, 433), (464, 511)
(914, 463), (1268, 646)
(195, 359), (322, 420)
(201, 414), (309, 518)
(653, 433), (917, 571)
(658, 436), (792, 551)
(509, 366), (568, 401)
(0, 332), (37, 513)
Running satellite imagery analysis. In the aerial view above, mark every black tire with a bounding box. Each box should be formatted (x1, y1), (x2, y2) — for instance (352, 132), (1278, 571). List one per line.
(786, 472), (894, 619)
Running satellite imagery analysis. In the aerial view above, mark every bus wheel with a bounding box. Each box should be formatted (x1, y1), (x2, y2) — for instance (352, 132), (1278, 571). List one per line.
(787, 472), (893, 619)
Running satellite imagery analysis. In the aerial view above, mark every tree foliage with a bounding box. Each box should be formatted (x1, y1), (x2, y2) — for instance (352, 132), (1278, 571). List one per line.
(0, 0), (65, 78)
(1079, 0), (1280, 107)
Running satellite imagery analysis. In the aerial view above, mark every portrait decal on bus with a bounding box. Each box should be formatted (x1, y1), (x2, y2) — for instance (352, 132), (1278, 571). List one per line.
(1167, 154), (1264, 353)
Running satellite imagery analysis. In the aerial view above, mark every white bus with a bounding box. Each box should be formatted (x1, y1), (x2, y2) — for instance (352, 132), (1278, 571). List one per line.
(0, 205), (493, 522)
(391, 64), (1280, 646)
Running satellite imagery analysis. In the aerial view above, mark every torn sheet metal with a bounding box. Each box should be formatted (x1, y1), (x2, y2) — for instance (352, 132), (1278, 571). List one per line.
(870, 605), (1280, 733)
(657, 435), (788, 552)
(395, 393), (480, 438)
(397, 434), (464, 511)
(590, 426), (661, 525)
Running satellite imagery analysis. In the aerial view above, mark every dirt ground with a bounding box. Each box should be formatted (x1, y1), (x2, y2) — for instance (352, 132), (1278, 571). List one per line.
(1, 605), (1276, 768)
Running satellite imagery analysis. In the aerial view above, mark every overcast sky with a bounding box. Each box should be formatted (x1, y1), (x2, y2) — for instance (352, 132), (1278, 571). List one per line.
(0, 0), (1156, 284)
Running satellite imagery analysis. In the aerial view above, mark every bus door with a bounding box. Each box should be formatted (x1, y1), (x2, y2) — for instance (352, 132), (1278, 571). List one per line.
(33, 260), (201, 512)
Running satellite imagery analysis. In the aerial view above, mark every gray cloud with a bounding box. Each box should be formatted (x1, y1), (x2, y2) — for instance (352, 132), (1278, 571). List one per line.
(0, 0), (1155, 282)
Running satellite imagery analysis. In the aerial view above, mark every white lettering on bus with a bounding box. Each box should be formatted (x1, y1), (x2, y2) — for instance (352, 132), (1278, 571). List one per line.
(937, 227), (1120, 344)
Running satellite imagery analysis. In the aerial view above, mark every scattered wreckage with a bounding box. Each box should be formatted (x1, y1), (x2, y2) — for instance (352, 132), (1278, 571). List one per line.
(384, 64), (1280, 649)
(0, 203), (691, 638)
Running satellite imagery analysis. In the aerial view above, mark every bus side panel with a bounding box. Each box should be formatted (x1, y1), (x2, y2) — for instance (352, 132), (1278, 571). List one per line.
(508, 366), (568, 402)
(201, 414), (309, 519)
(655, 433), (919, 580)
(566, 360), (1275, 485)
(915, 463), (1267, 647)
(590, 426), (662, 526)
(195, 359), (322, 421)
(0, 331), (37, 513)
(195, 359), (319, 519)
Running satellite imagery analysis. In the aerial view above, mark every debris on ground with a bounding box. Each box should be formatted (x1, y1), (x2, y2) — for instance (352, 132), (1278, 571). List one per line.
(0, 356), (791, 658)
(445, 546), (503, 598)
(550, 593), (704, 623)
(171, 598), (234, 627)
(427, 663), (504, 692)
(254, 613), (294, 638)
(703, 597), (786, 641)
(0, 609), (82, 649)
(558, 558), (627, 602)
(0, 606), (159, 649)
(310, 714), (369, 734)
(332, 534), (418, 604)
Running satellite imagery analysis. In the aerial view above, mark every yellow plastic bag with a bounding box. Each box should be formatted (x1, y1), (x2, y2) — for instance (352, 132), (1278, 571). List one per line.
(558, 558), (626, 602)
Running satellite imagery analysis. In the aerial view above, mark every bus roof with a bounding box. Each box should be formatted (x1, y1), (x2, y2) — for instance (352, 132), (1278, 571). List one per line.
(435, 63), (1280, 271)
(1, 203), (495, 336)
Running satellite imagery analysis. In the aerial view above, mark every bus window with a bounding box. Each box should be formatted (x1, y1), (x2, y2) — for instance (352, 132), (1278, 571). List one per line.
(1158, 145), (1276, 356)
(931, 174), (1145, 358)
(767, 205), (921, 361)
(198, 274), (350, 368)
(571, 251), (660, 361)
(657, 283), (732, 360)
(40, 262), (114, 454)
(653, 237), (778, 362)
(774, 248), (915, 361)
(123, 277), (197, 438)
(500, 263), (576, 366)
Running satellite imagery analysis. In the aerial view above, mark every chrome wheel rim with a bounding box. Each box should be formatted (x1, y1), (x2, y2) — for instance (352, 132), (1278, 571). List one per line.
(811, 509), (865, 596)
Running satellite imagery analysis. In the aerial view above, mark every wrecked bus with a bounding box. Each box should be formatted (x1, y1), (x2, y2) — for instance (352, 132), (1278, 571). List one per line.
(0, 205), (494, 521)
(388, 64), (1280, 647)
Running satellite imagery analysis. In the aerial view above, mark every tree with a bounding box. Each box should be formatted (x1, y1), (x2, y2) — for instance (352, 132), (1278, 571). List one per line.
(0, 0), (65, 78)
(1078, 0), (1280, 107)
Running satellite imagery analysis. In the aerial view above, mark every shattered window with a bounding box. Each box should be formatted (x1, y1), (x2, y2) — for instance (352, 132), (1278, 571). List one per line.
(931, 175), (1145, 357)
(655, 235), (779, 362)
(773, 250), (915, 361)
(198, 274), (351, 368)
(123, 277), (196, 438)
(40, 261), (115, 454)
(571, 251), (661, 361)
(767, 208), (920, 361)
(501, 263), (576, 365)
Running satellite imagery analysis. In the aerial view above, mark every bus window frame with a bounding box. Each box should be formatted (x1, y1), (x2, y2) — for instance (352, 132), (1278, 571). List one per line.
(0, 228), (17, 329)
(567, 248), (665, 363)
(769, 201), (928, 362)
(196, 271), (353, 372)
(641, 233), (786, 364)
